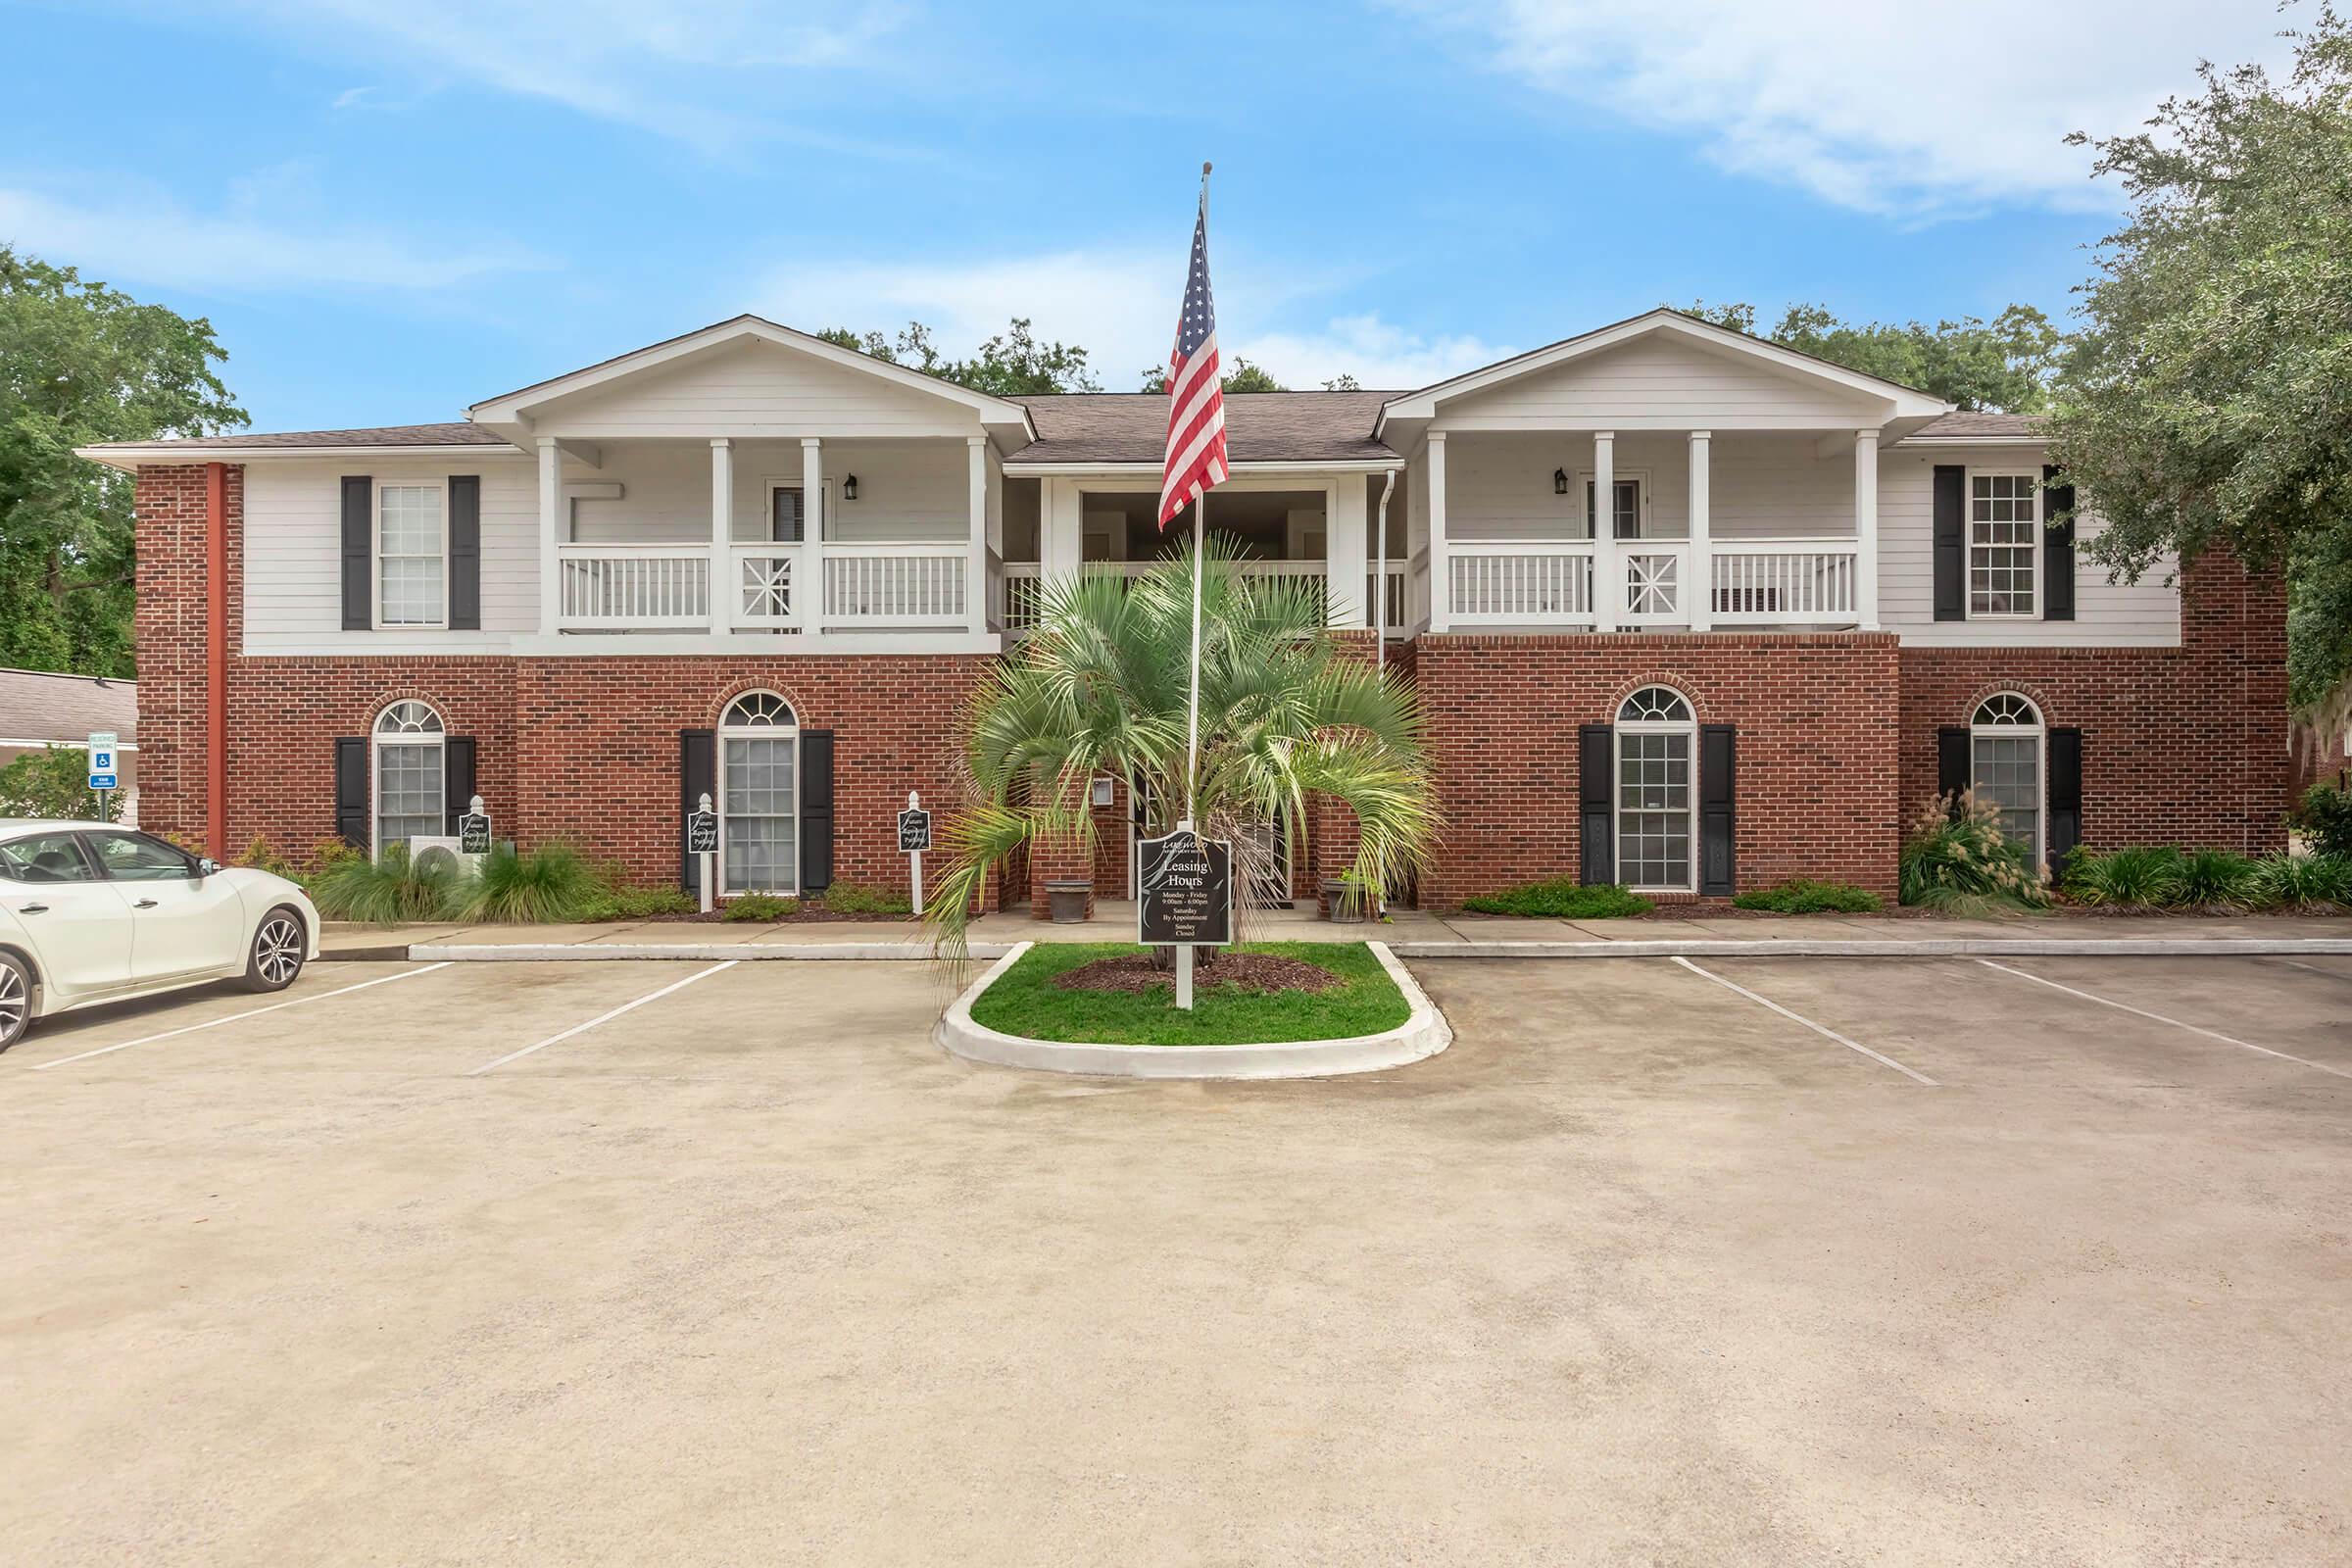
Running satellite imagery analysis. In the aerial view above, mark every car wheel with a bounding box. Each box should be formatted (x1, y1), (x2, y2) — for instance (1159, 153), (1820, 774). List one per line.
(0, 951), (30, 1051)
(240, 907), (307, 993)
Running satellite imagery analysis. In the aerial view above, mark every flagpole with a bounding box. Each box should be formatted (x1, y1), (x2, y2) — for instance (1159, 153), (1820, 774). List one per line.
(1177, 162), (1211, 1012)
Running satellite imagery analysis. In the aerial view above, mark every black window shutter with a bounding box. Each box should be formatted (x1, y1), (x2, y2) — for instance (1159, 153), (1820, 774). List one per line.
(1933, 465), (1966, 620)
(2041, 466), (2077, 621)
(801, 729), (835, 894)
(1699, 724), (1737, 896)
(679, 728), (715, 893)
(443, 735), (476, 832)
(1578, 723), (1614, 885)
(335, 737), (369, 849)
(1937, 726), (1971, 819)
(448, 475), (481, 630)
(2047, 726), (2083, 874)
(341, 476), (372, 630)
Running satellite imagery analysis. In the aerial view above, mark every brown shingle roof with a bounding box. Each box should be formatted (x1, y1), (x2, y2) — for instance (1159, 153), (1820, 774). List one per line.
(89, 421), (514, 452)
(0, 668), (137, 745)
(1007, 390), (1400, 466)
(1906, 412), (2045, 441)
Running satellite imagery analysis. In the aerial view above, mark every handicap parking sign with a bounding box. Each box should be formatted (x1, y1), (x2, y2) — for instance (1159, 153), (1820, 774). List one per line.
(87, 731), (118, 792)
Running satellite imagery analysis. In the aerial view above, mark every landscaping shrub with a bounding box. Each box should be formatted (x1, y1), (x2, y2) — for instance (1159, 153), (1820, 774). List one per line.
(452, 841), (603, 923)
(1731, 878), (1882, 914)
(1461, 878), (1653, 919)
(235, 833), (304, 882)
(1898, 793), (2048, 913)
(577, 884), (697, 921)
(2297, 782), (2352, 859)
(308, 843), (460, 924)
(2252, 852), (2352, 909)
(2063, 846), (2187, 907)
(721, 892), (799, 921)
(2175, 849), (2264, 909)
(820, 882), (912, 916)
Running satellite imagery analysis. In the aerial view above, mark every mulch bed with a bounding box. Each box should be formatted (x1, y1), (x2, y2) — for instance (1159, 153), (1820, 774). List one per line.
(634, 908), (913, 924)
(1053, 952), (1344, 996)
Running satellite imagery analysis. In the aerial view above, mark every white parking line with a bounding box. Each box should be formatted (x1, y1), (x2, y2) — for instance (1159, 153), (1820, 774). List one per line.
(27, 962), (455, 1071)
(1977, 958), (2352, 1082)
(1669, 956), (1937, 1086)
(466, 960), (738, 1075)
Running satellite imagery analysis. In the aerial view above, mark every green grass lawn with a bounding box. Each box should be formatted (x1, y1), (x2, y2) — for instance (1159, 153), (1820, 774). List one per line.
(970, 941), (1410, 1047)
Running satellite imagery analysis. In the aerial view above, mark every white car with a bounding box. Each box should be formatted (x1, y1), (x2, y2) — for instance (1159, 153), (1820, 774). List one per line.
(0, 820), (319, 1051)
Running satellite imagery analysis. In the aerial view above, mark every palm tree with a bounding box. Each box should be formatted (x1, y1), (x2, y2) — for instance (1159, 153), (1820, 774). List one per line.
(926, 538), (1441, 961)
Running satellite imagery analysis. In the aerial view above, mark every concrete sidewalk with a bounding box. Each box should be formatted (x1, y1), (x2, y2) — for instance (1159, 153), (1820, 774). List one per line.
(329, 901), (2352, 961)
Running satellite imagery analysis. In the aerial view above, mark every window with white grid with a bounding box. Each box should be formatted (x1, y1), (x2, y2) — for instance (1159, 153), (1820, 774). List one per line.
(1970, 693), (2043, 859)
(1968, 472), (2038, 617)
(372, 700), (445, 852)
(719, 692), (799, 894)
(1614, 685), (1695, 892)
(377, 484), (446, 626)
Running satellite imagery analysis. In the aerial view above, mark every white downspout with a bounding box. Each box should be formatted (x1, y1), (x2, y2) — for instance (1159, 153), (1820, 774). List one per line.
(1374, 466), (1397, 673)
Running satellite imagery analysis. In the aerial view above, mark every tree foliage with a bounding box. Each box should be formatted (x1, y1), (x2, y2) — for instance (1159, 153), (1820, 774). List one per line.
(0, 745), (123, 821)
(2042, 8), (2352, 729)
(1680, 299), (2063, 412)
(0, 248), (245, 676)
(1136, 355), (1288, 393)
(814, 318), (1101, 395)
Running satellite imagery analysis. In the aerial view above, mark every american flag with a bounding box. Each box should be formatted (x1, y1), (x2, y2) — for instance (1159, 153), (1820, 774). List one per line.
(1157, 191), (1228, 527)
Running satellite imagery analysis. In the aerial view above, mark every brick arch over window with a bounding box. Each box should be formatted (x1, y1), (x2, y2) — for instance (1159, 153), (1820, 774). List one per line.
(712, 673), (816, 726)
(1607, 672), (1713, 721)
(1958, 677), (2059, 725)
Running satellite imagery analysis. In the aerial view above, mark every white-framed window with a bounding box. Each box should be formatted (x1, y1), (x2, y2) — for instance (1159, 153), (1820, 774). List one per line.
(1615, 685), (1695, 893)
(719, 691), (799, 895)
(1967, 471), (2038, 618)
(1580, 472), (1648, 540)
(1970, 693), (2044, 861)
(375, 481), (448, 627)
(762, 479), (833, 544)
(372, 700), (445, 853)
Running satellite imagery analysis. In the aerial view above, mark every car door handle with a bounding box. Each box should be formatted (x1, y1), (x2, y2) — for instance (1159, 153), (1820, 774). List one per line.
(133, 898), (160, 909)
(17, 903), (47, 914)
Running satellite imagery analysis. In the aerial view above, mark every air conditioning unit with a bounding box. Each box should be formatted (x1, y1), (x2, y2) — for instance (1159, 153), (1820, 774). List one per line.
(407, 836), (487, 880)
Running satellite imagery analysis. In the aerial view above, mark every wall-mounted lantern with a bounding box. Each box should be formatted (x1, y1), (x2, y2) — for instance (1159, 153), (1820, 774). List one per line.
(1552, 467), (1569, 496)
(843, 474), (859, 502)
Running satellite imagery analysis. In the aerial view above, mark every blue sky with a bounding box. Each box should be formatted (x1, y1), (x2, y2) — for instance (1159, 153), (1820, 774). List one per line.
(3, 0), (2298, 432)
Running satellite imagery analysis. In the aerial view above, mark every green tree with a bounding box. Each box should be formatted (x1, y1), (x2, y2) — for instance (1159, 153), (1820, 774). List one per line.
(1680, 299), (2063, 412)
(2043, 9), (2352, 735)
(924, 539), (1441, 959)
(815, 318), (1100, 394)
(0, 248), (246, 676)
(0, 746), (123, 821)
(1136, 356), (1289, 393)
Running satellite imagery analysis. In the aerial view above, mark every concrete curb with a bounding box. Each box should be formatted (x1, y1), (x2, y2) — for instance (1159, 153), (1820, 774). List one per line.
(407, 941), (1015, 961)
(933, 941), (1452, 1080)
(1389, 937), (2352, 959)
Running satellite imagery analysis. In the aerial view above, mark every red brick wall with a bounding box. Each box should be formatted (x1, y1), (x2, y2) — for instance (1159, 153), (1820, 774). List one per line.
(131, 465), (236, 847)
(1415, 633), (1905, 905)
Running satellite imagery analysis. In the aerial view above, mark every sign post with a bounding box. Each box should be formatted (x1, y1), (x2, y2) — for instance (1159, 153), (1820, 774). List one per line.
(898, 791), (933, 916)
(457, 795), (492, 855)
(1137, 827), (1234, 1010)
(86, 730), (118, 822)
(686, 791), (718, 915)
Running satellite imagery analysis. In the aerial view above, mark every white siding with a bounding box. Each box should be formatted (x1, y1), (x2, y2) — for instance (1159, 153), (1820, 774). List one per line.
(537, 338), (985, 440)
(1880, 443), (2180, 647)
(569, 438), (972, 546)
(1442, 432), (1855, 542)
(241, 455), (539, 641)
(1435, 335), (1890, 431)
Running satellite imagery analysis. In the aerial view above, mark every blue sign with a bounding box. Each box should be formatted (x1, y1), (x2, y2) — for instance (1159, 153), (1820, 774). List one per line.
(87, 731), (118, 792)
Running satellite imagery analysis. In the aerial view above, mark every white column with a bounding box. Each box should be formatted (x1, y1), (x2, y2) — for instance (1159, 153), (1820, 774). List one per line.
(1040, 478), (1082, 578)
(966, 437), (989, 635)
(709, 438), (732, 635)
(1426, 431), (1450, 633)
(1591, 431), (1616, 630)
(802, 437), (824, 632)
(1326, 477), (1369, 628)
(1853, 428), (1881, 630)
(1687, 430), (1712, 632)
(536, 437), (562, 634)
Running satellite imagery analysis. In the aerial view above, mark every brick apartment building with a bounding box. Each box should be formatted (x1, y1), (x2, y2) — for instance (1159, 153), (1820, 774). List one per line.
(80, 310), (2288, 912)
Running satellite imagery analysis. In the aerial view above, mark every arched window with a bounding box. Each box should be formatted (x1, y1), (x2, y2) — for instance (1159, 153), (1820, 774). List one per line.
(1615, 685), (1695, 892)
(719, 692), (800, 894)
(1970, 693), (2044, 859)
(373, 700), (445, 853)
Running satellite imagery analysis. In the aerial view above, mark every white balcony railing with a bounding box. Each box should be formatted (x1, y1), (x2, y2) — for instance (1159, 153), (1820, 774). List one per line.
(555, 541), (973, 632)
(1445, 537), (1859, 628)
(1707, 540), (1858, 623)
(998, 561), (1405, 635)
(557, 545), (710, 629)
(1448, 543), (1594, 625)
(731, 545), (800, 630)
(822, 544), (968, 626)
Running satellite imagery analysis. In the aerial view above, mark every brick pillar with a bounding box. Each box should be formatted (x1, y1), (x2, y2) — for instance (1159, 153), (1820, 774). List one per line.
(1308, 794), (1363, 917)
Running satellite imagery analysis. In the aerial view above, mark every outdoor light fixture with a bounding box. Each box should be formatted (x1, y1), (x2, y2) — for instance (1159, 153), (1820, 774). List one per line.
(1553, 467), (1569, 495)
(843, 474), (859, 501)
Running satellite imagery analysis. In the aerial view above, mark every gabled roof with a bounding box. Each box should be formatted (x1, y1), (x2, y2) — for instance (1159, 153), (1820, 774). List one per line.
(466, 314), (1038, 439)
(1901, 411), (2046, 442)
(1375, 308), (1953, 433)
(0, 667), (137, 746)
(1005, 390), (1401, 468)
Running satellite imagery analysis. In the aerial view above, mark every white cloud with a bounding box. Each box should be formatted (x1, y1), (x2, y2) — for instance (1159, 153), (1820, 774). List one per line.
(0, 181), (553, 293)
(1391, 0), (2299, 217)
(1232, 314), (1509, 391)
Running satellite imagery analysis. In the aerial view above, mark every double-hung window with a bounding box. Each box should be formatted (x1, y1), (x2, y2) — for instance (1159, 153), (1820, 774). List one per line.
(1968, 472), (2038, 617)
(1586, 477), (1643, 540)
(377, 483), (447, 626)
(373, 701), (446, 852)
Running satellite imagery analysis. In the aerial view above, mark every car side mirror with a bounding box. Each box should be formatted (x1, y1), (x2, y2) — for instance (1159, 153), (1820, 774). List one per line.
(197, 858), (222, 877)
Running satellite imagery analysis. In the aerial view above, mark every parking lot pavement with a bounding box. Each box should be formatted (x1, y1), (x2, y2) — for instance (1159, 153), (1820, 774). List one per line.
(3, 953), (2349, 1565)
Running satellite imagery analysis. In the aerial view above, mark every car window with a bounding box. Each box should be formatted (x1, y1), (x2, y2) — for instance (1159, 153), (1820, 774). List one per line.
(84, 831), (198, 882)
(0, 832), (99, 884)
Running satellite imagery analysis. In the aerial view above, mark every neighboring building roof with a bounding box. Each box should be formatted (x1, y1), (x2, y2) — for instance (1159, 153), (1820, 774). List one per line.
(99, 421), (514, 452)
(1903, 412), (2047, 441)
(1006, 390), (1402, 467)
(0, 668), (137, 747)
